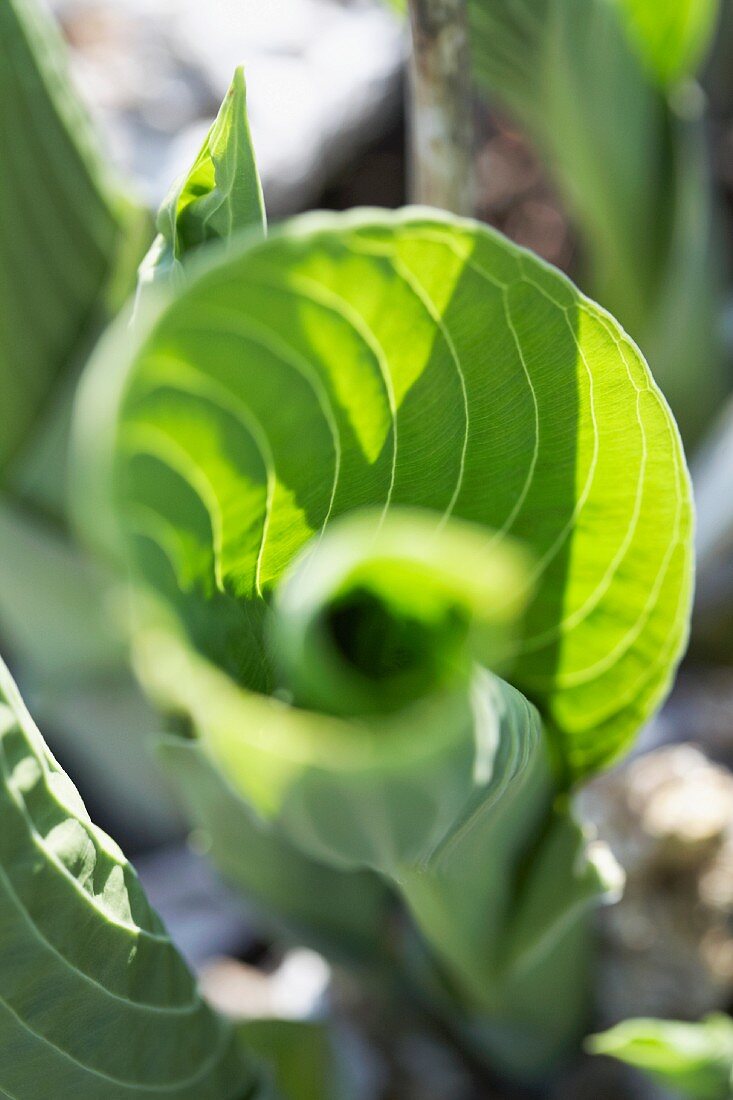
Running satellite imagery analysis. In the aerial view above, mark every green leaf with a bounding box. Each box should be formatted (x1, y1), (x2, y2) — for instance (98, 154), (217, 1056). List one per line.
(0, 496), (182, 846)
(143, 621), (601, 1078)
(467, 0), (723, 442)
(237, 1020), (346, 1100)
(158, 735), (392, 962)
(142, 66), (265, 286)
(0, 0), (146, 484)
(0, 498), (124, 681)
(154, 623), (610, 1077)
(0, 657), (258, 1099)
(76, 208), (693, 780)
(617, 0), (721, 85)
(270, 508), (533, 717)
(588, 1014), (733, 1099)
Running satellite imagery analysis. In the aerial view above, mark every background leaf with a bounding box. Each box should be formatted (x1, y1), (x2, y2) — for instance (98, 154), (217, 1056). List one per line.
(0, 0), (146, 489)
(238, 1019), (351, 1100)
(617, 0), (721, 85)
(467, 0), (722, 443)
(0, 656), (257, 1099)
(588, 1014), (733, 1099)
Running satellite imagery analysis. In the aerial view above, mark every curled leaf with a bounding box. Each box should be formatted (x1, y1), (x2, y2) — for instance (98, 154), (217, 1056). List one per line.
(76, 208), (693, 779)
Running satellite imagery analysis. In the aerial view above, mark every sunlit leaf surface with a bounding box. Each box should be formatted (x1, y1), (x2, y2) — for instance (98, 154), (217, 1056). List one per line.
(78, 209), (693, 779)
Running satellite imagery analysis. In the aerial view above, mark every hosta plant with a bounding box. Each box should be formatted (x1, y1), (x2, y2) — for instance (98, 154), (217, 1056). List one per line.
(71, 57), (693, 1084)
(0, 0), (703, 1093)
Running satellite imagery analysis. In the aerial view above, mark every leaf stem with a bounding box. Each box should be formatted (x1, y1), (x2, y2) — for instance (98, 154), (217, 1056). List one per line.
(406, 0), (475, 215)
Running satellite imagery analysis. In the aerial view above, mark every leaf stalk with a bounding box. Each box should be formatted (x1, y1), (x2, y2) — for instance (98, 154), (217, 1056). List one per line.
(407, 0), (475, 215)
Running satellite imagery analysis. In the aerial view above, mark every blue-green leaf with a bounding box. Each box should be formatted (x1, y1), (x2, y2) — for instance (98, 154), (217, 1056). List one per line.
(0, 656), (258, 1099)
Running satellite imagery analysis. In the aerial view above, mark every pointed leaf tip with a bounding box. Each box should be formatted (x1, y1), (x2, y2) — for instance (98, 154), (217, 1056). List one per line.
(142, 66), (265, 286)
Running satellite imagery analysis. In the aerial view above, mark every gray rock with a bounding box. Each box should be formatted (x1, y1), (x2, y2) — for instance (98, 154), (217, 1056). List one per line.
(51, 0), (406, 213)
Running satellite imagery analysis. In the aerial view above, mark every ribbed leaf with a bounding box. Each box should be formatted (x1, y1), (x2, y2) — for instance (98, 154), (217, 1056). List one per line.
(0, 656), (257, 1099)
(588, 1014), (733, 1100)
(77, 209), (693, 779)
(0, 0), (144, 480)
(468, 0), (722, 442)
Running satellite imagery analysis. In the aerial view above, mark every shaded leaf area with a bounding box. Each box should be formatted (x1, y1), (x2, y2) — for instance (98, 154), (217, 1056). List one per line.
(239, 1020), (345, 1100)
(469, 0), (722, 442)
(589, 1014), (733, 1100)
(0, 656), (257, 1099)
(80, 209), (693, 779)
(0, 0), (144, 487)
(159, 735), (394, 963)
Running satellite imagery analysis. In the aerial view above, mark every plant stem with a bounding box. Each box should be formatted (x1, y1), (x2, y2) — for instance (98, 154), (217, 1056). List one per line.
(407, 0), (475, 215)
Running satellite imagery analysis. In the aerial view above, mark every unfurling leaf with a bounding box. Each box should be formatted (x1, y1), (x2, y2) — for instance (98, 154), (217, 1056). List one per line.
(73, 204), (691, 1076)
(76, 209), (693, 780)
(270, 508), (533, 717)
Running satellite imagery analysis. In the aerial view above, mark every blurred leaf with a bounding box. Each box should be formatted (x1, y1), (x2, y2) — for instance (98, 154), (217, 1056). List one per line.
(0, 655), (258, 1099)
(271, 508), (533, 718)
(468, 0), (723, 442)
(0, 496), (180, 847)
(0, 0), (146, 485)
(0, 498), (123, 679)
(159, 734), (392, 961)
(142, 66), (265, 286)
(238, 1020), (345, 1100)
(146, 627), (601, 1077)
(618, 0), (721, 85)
(588, 1014), (733, 1099)
(76, 209), (693, 779)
